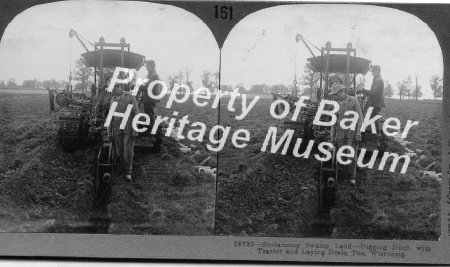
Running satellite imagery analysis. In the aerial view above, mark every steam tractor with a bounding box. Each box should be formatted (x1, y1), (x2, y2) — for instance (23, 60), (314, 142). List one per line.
(48, 30), (162, 207)
(272, 35), (388, 218)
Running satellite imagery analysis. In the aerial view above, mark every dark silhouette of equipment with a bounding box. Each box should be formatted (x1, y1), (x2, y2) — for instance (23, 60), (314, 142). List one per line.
(272, 37), (388, 226)
(48, 31), (162, 209)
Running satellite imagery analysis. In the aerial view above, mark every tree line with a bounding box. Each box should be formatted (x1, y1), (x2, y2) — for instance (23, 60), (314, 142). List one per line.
(165, 69), (220, 94)
(238, 64), (443, 101)
(1, 58), (90, 92)
(4, 57), (444, 101)
(0, 77), (70, 90)
(395, 75), (443, 101)
(298, 64), (443, 101)
(210, 64), (443, 101)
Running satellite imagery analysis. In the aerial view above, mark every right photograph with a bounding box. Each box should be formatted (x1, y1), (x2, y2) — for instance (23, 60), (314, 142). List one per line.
(214, 4), (443, 240)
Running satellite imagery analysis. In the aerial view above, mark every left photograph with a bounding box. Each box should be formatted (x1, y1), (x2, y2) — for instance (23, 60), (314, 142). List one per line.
(0, 1), (219, 235)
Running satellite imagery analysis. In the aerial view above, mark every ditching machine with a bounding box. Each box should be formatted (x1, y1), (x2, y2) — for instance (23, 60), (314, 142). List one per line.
(48, 30), (162, 208)
(272, 35), (388, 221)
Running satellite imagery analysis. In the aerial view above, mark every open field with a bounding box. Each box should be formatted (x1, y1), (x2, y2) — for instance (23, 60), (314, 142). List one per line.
(0, 88), (48, 94)
(0, 90), (442, 238)
(215, 96), (441, 240)
(0, 92), (216, 235)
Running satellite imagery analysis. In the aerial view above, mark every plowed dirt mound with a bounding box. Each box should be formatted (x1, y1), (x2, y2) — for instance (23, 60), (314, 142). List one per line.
(107, 138), (216, 235)
(0, 94), (96, 232)
(331, 165), (440, 240)
(215, 151), (319, 237)
(0, 131), (95, 232)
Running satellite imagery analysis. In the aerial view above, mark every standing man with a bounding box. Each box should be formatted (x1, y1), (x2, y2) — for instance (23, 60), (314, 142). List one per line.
(139, 60), (162, 145)
(108, 84), (140, 182)
(329, 83), (363, 186)
(359, 65), (385, 136)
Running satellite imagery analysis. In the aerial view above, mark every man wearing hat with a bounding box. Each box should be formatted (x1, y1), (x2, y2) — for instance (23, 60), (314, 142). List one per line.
(358, 65), (385, 136)
(329, 83), (363, 186)
(329, 74), (345, 88)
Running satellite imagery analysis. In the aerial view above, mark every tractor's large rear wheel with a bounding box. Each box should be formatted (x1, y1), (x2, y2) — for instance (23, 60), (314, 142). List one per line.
(312, 157), (337, 236)
(94, 143), (114, 210)
(318, 162), (337, 217)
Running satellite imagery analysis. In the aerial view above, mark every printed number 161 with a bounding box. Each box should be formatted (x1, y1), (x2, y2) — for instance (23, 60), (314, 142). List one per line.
(214, 5), (233, 20)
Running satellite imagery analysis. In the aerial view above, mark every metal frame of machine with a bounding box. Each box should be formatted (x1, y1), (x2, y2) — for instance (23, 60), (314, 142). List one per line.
(272, 37), (378, 219)
(48, 30), (147, 208)
(310, 41), (371, 216)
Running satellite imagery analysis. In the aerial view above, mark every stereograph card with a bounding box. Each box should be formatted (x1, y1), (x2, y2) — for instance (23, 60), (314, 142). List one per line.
(0, 0), (448, 265)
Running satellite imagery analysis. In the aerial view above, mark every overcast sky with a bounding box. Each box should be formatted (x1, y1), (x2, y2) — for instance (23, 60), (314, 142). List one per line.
(0, 1), (219, 89)
(221, 4), (443, 99)
(0, 2), (444, 99)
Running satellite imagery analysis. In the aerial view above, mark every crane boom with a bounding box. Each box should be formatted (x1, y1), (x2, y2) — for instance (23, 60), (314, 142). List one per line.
(69, 29), (91, 53)
(296, 34), (316, 58)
